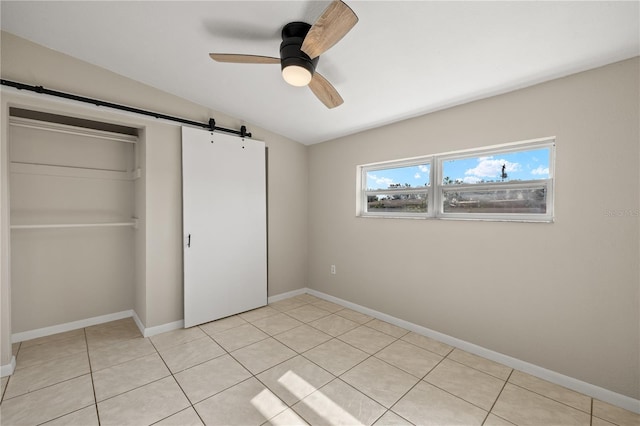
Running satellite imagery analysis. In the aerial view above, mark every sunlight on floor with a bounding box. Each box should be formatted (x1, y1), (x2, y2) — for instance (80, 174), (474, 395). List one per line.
(249, 387), (287, 421)
(278, 370), (320, 401)
(268, 370), (364, 426)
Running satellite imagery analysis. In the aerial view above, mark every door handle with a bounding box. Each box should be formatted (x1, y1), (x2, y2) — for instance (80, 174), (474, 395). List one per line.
(187, 234), (191, 248)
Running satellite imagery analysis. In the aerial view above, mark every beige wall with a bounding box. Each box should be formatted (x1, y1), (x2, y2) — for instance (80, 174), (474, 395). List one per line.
(308, 58), (639, 399)
(0, 32), (308, 367)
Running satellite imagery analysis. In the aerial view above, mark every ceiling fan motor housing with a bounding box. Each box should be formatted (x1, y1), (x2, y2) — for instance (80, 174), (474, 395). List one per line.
(280, 22), (318, 76)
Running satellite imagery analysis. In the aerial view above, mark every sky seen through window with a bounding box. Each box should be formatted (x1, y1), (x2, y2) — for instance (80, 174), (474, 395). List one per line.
(366, 147), (550, 190)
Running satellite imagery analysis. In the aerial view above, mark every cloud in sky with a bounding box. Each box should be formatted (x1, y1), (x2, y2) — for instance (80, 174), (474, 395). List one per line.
(531, 165), (549, 175)
(418, 165), (429, 172)
(414, 173), (421, 179)
(368, 173), (394, 187)
(465, 158), (520, 178)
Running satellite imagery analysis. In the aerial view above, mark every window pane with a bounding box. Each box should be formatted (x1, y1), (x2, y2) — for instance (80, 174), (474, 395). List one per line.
(366, 164), (430, 190)
(442, 147), (550, 185)
(442, 187), (547, 214)
(367, 192), (428, 213)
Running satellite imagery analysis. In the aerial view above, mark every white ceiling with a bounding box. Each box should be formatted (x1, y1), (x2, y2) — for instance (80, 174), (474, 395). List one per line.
(1, 1), (638, 145)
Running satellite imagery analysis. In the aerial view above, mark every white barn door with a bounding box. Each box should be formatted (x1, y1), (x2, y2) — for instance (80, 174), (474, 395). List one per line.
(182, 126), (267, 328)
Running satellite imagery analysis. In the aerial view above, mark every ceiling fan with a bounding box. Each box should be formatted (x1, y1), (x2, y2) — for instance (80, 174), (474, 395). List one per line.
(209, 0), (358, 109)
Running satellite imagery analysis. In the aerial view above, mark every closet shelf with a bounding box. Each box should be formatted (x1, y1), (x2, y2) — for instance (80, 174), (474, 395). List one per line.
(11, 220), (138, 230)
(9, 116), (138, 144)
(10, 162), (137, 181)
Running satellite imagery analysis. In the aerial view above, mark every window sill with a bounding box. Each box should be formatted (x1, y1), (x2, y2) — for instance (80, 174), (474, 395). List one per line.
(357, 214), (554, 223)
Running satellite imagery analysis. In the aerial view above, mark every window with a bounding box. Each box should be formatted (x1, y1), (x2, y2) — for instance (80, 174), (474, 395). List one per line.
(358, 138), (555, 222)
(363, 161), (431, 216)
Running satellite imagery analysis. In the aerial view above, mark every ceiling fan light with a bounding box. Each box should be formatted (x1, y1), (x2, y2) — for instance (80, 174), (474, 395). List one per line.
(282, 65), (312, 87)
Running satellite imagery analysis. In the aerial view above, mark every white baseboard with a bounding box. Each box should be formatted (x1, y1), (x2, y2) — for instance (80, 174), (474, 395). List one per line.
(131, 310), (146, 337)
(142, 319), (184, 338)
(268, 288), (307, 303)
(8, 288), (306, 346)
(306, 288), (640, 414)
(131, 311), (183, 338)
(11, 310), (134, 343)
(136, 288), (306, 337)
(0, 356), (16, 377)
(9, 309), (184, 349)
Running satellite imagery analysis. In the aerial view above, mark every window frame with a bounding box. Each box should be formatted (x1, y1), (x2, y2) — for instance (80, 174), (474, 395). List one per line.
(359, 157), (434, 219)
(357, 137), (555, 222)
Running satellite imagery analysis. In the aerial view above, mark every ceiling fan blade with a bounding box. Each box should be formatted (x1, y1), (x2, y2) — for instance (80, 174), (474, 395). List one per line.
(301, 0), (358, 59)
(308, 72), (344, 109)
(209, 53), (280, 64)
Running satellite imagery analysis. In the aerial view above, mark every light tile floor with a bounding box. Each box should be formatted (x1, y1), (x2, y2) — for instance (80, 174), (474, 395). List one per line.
(1, 293), (638, 425)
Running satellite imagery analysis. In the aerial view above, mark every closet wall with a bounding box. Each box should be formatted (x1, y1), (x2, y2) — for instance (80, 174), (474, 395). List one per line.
(8, 110), (139, 333)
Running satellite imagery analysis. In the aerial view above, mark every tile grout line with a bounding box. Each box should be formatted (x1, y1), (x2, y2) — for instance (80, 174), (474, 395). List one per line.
(87, 324), (194, 420)
(302, 313), (363, 337)
(411, 348), (520, 418)
(336, 334), (402, 379)
(170, 331), (257, 406)
(83, 327), (102, 426)
(88, 347), (155, 374)
(5, 330), (101, 425)
(2, 373), (96, 403)
(213, 327), (294, 425)
(283, 298), (571, 423)
(422, 375), (499, 416)
(251, 370), (297, 423)
(95, 375), (171, 405)
(373, 352), (452, 425)
(330, 334), (449, 424)
(147, 336), (208, 425)
(230, 305), (595, 424)
(444, 350), (513, 381)
(376, 408), (416, 426)
(264, 309), (336, 354)
(370, 347), (438, 381)
(482, 368), (514, 425)
(239, 300), (381, 423)
(88, 318), (240, 410)
(334, 328), (398, 355)
(362, 320), (409, 339)
(398, 333), (456, 359)
(283, 375), (342, 426)
(336, 361), (392, 423)
(258, 300), (434, 421)
(197, 320), (293, 416)
(507, 379), (594, 415)
(308, 295), (638, 421)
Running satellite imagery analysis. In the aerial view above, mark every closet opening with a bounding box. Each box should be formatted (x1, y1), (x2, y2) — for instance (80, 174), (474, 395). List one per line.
(8, 107), (141, 338)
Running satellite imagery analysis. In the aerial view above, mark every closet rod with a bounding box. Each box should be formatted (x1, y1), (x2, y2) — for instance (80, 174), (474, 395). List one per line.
(1, 79), (252, 139)
(11, 222), (137, 230)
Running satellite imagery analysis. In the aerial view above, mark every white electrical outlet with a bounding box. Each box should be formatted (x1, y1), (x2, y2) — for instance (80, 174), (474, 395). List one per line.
(330, 265), (336, 275)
